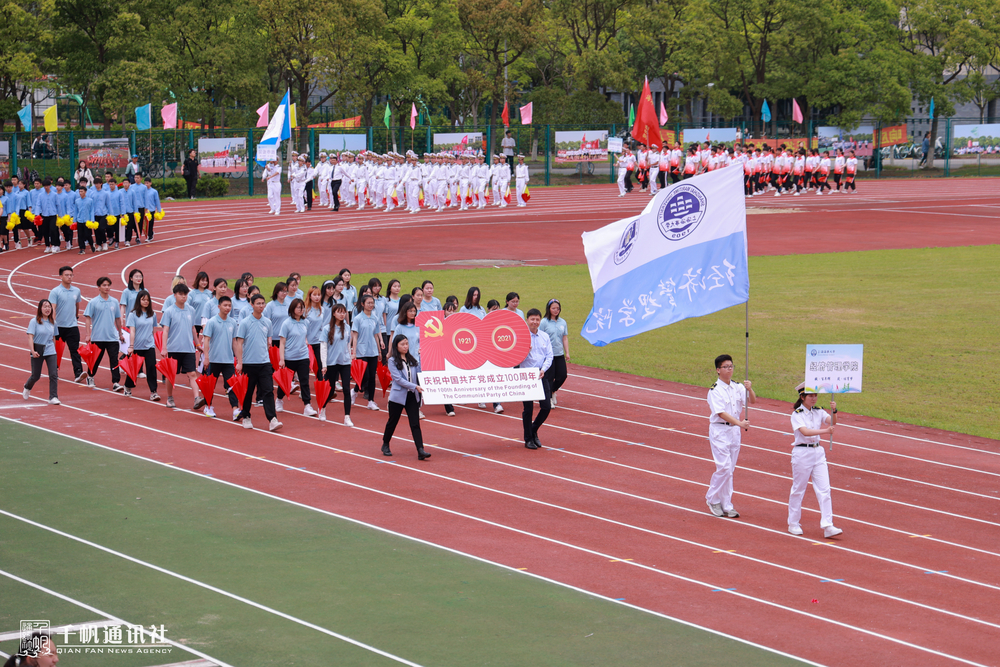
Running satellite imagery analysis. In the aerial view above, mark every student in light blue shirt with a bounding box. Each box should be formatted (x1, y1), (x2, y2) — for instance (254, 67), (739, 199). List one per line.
(55, 179), (74, 251)
(539, 298), (570, 405)
(49, 266), (86, 380)
(279, 298), (315, 416)
(83, 276), (124, 389)
(231, 278), (251, 322)
(263, 282), (290, 344)
(320, 303), (353, 426)
(419, 280), (442, 311)
(459, 286), (486, 319)
(129, 178), (147, 234)
(304, 288), (326, 381)
(120, 269), (145, 318)
(90, 181), (111, 249)
(521, 308), (554, 450)
(143, 177), (161, 241)
(124, 289), (160, 399)
(1, 184), (10, 252)
(339, 269), (357, 314)
(160, 282), (205, 410)
(73, 184), (97, 253)
(201, 295), (240, 418)
(199, 277), (228, 326)
(350, 294), (383, 410)
(119, 179), (141, 245)
(504, 292), (525, 320)
(394, 301), (420, 363)
(383, 279), (401, 338)
(36, 178), (60, 252)
(234, 293), (281, 430)
(24, 299), (60, 403)
(188, 272), (212, 326)
(105, 180), (125, 249)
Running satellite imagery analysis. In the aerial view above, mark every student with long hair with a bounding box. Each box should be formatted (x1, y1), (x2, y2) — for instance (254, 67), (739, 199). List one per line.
(305, 286), (325, 381)
(420, 280), (442, 311)
(382, 334), (430, 460)
(504, 292), (524, 319)
(460, 286), (485, 318)
(394, 301), (420, 361)
(24, 299), (60, 404)
(83, 276), (124, 391)
(161, 275), (187, 313)
(189, 272), (212, 329)
(279, 298), (317, 416)
(384, 279), (401, 335)
(201, 295), (240, 419)
(369, 277), (389, 362)
(124, 290), (160, 400)
(539, 298), (570, 406)
(350, 294), (383, 411)
(788, 384), (842, 537)
(286, 273), (303, 300)
(321, 303), (354, 426)
(263, 281), (290, 347)
(120, 268), (146, 318)
(339, 268), (357, 313)
(231, 278), (251, 321)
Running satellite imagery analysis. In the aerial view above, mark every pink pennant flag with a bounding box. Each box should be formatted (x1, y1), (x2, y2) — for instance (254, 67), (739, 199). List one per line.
(519, 102), (533, 125)
(161, 103), (178, 129)
(410, 102), (418, 130)
(792, 98), (803, 124)
(659, 101), (668, 126)
(256, 102), (269, 128)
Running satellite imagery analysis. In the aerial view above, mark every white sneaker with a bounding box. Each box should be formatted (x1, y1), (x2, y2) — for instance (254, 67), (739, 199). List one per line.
(125, 241), (131, 247)
(86, 377), (95, 387)
(824, 526), (843, 538)
(138, 372), (146, 379)
(233, 407), (241, 421)
(22, 388), (30, 399)
(366, 400), (380, 411)
(793, 192), (801, 196)
(707, 501), (724, 517)
(344, 415), (354, 427)
(418, 410), (426, 419)
(204, 406), (216, 417)
(774, 192), (781, 197)
(446, 410), (456, 417)
(242, 418), (253, 429)
(788, 525), (803, 536)
(494, 404), (504, 414)
(351, 389), (358, 405)
(112, 383), (124, 392)
(49, 397), (61, 405)
(335, 381), (342, 391)
(318, 408), (327, 422)
(275, 398), (284, 412)
(816, 191), (823, 196)
(269, 417), (283, 432)
(14, 242), (21, 249)
(478, 403), (487, 409)
(102, 243), (108, 251)
(303, 405), (317, 417)
(550, 394), (557, 407)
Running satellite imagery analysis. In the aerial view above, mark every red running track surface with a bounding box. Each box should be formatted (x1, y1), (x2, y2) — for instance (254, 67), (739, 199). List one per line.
(2, 178), (999, 666)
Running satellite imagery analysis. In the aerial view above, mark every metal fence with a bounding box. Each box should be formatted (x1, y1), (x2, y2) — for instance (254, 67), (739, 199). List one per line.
(2, 117), (994, 197)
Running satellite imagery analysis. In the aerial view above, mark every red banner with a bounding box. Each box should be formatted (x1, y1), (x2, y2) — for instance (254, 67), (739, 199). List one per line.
(308, 116), (363, 129)
(878, 125), (908, 146)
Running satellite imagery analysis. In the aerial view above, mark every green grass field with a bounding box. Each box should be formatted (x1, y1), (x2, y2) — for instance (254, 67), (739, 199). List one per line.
(255, 245), (1000, 440)
(0, 421), (807, 666)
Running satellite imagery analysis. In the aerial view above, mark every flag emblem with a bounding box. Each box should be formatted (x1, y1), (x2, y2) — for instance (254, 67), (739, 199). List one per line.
(657, 185), (707, 240)
(614, 219), (639, 265)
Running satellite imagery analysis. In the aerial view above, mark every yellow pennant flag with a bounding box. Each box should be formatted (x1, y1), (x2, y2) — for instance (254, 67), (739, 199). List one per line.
(290, 103), (297, 128)
(44, 105), (58, 132)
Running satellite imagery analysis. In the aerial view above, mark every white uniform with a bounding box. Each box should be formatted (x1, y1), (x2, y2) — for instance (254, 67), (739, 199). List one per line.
(647, 149), (660, 195)
(475, 163), (488, 208)
(263, 163), (282, 214)
(514, 162), (529, 207)
(788, 406), (835, 530)
(290, 161), (307, 212)
(706, 379), (748, 513)
(405, 163), (421, 212)
(616, 154), (631, 195)
(316, 159), (332, 206)
(459, 163), (471, 210)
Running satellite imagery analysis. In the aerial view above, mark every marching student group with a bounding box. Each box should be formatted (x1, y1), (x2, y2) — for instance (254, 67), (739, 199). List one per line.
(262, 150), (531, 214)
(616, 141), (860, 198)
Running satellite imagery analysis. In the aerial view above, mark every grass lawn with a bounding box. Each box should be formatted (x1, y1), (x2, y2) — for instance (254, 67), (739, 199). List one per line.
(0, 421), (806, 667)
(255, 245), (1000, 440)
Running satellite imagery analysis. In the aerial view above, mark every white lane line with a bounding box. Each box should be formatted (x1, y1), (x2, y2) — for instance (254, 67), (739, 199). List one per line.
(0, 417), (823, 667)
(0, 569), (235, 667)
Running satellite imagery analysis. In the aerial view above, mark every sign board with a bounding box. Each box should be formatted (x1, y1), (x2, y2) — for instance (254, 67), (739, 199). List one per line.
(951, 123), (1000, 156)
(607, 137), (623, 153)
(554, 130), (609, 163)
(804, 344), (864, 393)
(432, 132), (484, 156)
(197, 137), (248, 174)
(318, 134), (368, 153)
(78, 138), (131, 170)
(255, 144), (277, 162)
(416, 309), (543, 404)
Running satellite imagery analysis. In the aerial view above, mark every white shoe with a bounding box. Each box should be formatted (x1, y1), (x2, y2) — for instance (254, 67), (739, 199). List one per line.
(446, 410), (456, 417)
(86, 376), (95, 387)
(102, 243), (108, 251)
(824, 526), (843, 538)
(366, 400), (380, 411)
(816, 191), (823, 196)
(49, 397), (61, 405)
(335, 381), (342, 391)
(204, 406), (216, 417)
(14, 242), (21, 249)
(774, 192), (781, 197)
(344, 415), (354, 427)
(478, 403), (487, 409)
(318, 408), (326, 422)
(788, 525), (803, 536)
(242, 418), (253, 429)
(125, 241), (130, 247)
(138, 372), (146, 379)
(418, 410), (426, 419)
(707, 501), (724, 517)
(303, 405), (317, 417)
(233, 407), (241, 421)
(22, 388), (30, 399)
(351, 389), (358, 405)
(793, 192), (801, 196)
(269, 417), (283, 432)
(550, 394), (557, 407)
(494, 404), (504, 414)
(275, 398), (284, 412)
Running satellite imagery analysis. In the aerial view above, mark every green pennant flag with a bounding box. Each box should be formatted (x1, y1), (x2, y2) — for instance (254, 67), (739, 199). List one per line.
(629, 102), (635, 127)
(384, 102), (391, 128)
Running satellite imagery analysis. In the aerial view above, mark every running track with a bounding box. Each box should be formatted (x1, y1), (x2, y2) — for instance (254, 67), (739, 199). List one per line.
(2, 178), (1000, 666)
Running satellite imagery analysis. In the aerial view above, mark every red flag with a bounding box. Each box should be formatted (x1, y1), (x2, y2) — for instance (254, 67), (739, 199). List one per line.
(228, 372), (248, 406)
(631, 77), (663, 149)
(55, 339), (66, 369)
(314, 380), (331, 408)
(196, 374), (218, 407)
(501, 100), (509, 127)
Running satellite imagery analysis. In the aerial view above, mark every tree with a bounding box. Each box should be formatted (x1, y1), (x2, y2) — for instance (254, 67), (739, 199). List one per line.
(0, 0), (53, 130)
(550, 0), (636, 90)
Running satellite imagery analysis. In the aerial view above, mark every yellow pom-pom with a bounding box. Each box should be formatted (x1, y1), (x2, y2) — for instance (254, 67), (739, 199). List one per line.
(107, 215), (117, 226)
(5, 218), (14, 231)
(145, 213), (152, 222)
(56, 217), (64, 227)
(86, 220), (99, 230)
(154, 210), (164, 220)
(10, 213), (20, 226)
(133, 212), (140, 223)
(25, 211), (34, 222)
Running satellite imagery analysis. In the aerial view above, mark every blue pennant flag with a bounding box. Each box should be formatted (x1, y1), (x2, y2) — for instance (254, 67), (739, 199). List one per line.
(135, 103), (151, 131)
(256, 91), (292, 165)
(761, 99), (771, 123)
(929, 97), (935, 120)
(580, 166), (749, 347)
(17, 104), (32, 132)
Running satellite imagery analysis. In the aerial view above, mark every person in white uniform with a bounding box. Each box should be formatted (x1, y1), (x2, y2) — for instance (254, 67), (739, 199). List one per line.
(788, 383), (842, 538)
(705, 354), (756, 518)
(316, 152), (332, 207)
(263, 158), (282, 215)
(514, 154), (529, 207)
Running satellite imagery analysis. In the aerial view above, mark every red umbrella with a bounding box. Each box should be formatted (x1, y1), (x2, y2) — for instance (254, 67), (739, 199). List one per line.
(268, 345), (280, 371)
(228, 372), (248, 406)
(308, 345), (319, 375)
(350, 358), (367, 388)
(314, 380), (331, 409)
(54, 339), (66, 369)
(376, 360), (392, 397)
(273, 366), (294, 396)
(78, 342), (101, 374)
(196, 374), (218, 407)
(120, 354), (142, 383)
(155, 357), (178, 386)
(153, 330), (164, 354)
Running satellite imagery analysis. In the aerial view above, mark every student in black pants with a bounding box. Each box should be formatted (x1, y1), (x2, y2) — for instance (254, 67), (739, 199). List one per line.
(382, 334), (430, 460)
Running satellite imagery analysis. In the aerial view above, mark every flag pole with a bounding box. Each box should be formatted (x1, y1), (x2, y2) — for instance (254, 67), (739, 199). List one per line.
(744, 299), (750, 430)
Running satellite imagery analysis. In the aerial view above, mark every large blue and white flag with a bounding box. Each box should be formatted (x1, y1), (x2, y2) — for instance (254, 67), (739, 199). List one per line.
(580, 164), (749, 346)
(256, 91), (291, 164)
